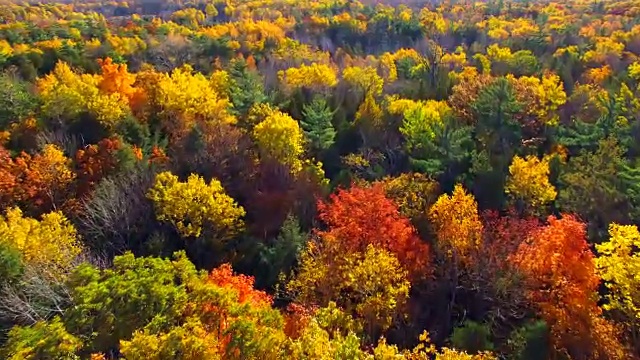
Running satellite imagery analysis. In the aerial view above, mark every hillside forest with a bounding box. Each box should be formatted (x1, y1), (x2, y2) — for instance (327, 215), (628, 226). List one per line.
(0, 0), (640, 358)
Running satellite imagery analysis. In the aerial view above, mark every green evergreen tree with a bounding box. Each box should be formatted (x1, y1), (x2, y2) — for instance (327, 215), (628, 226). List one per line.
(228, 58), (268, 122)
(451, 321), (494, 354)
(300, 96), (336, 157)
(407, 117), (472, 189)
(558, 137), (635, 241)
(507, 321), (551, 360)
(557, 94), (631, 156)
(471, 77), (522, 207)
(257, 214), (307, 289)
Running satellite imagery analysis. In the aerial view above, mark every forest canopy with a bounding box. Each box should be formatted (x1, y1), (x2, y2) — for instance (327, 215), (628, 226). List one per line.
(0, 0), (640, 358)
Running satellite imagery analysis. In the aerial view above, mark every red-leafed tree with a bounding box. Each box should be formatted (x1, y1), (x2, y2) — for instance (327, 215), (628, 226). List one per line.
(481, 209), (542, 272)
(317, 183), (431, 281)
(510, 215), (625, 359)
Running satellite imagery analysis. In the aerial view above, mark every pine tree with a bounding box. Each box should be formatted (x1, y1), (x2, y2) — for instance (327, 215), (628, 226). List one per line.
(257, 214), (307, 289)
(408, 118), (472, 186)
(471, 77), (522, 207)
(228, 58), (268, 122)
(300, 96), (336, 157)
(557, 94), (631, 156)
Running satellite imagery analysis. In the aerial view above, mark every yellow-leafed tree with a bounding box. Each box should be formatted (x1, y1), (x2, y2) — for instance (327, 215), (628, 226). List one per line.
(0, 207), (81, 280)
(429, 184), (483, 265)
(596, 224), (640, 332)
(156, 65), (235, 140)
(505, 155), (557, 210)
(342, 66), (384, 96)
(279, 63), (338, 94)
(147, 172), (245, 239)
(288, 243), (410, 338)
(37, 61), (131, 128)
(253, 110), (305, 174)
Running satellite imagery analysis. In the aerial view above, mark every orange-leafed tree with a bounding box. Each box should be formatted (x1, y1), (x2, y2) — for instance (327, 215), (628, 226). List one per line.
(75, 137), (123, 197)
(481, 210), (541, 273)
(97, 57), (137, 104)
(475, 210), (542, 335)
(0, 145), (17, 208)
(208, 263), (272, 308)
(199, 263), (281, 356)
(510, 215), (625, 359)
(11, 144), (76, 214)
(316, 183), (430, 281)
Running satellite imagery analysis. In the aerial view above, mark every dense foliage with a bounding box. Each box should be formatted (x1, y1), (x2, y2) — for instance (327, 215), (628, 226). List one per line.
(0, 0), (639, 358)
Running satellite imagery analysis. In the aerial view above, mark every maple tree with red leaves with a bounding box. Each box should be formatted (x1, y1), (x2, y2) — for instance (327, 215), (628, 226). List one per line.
(481, 209), (542, 272)
(317, 183), (431, 281)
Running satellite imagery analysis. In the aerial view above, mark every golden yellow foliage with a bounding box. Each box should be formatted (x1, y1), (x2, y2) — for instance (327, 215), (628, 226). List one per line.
(37, 61), (130, 128)
(505, 155), (557, 209)
(429, 185), (483, 264)
(0, 207), (81, 280)
(157, 65), (234, 125)
(253, 110), (305, 173)
(629, 62), (640, 82)
(486, 44), (514, 63)
(278, 63), (338, 93)
(342, 66), (384, 96)
(147, 171), (245, 239)
(419, 8), (447, 35)
(373, 330), (497, 359)
(509, 73), (567, 125)
(289, 243), (410, 335)
(596, 224), (640, 324)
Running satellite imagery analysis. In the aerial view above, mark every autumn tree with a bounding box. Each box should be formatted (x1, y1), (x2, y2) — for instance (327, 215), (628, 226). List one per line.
(97, 57), (138, 106)
(59, 251), (286, 357)
(74, 137), (125, 197)
(147, 171), (245, 239)
(511, 215), (625, 359)
(342, 66), (384, 97)
(378, 173), (440, 234)
(505, 155), (557, 213)
(0, 207), (82, 327)
(596, 223), (640, 351)
(37, 61), (131, 130)
(155, 65), (235, 142)
(253, 110), (305, 174)
(279, 63), (338, 95)
(7, 144), (76, 214)
(0, 145), (18, 208)
(0, 207), (81, 281)
(316, 183), (431, 280)
(429, 184), (483, 265)
(470, 211), (543, 340)
(288, 243), (410, 340)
